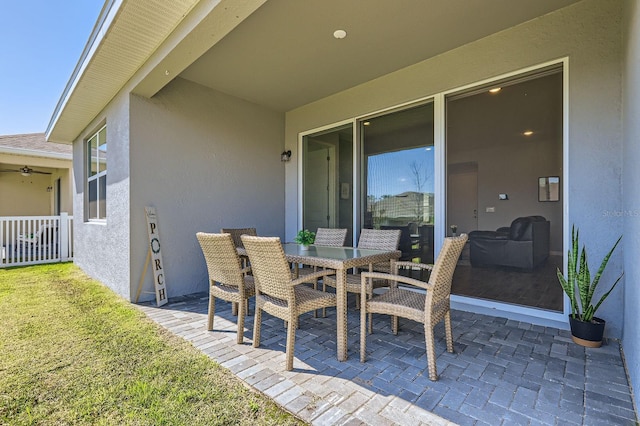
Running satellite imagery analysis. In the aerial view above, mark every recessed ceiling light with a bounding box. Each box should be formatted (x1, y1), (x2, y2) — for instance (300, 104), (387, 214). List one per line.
(363, 121), (371, 126)
(489, 87), (501, 94)
(523, 130), (534, 136)
(333, 29), (347, 39)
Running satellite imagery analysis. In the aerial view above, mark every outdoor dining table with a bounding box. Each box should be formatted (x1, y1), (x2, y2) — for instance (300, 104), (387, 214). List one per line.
(240, 243), (400, 361)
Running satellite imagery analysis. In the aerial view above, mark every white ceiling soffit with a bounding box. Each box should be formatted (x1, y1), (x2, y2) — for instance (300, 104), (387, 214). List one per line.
(47, 0), (202, 143)
(180, 0), (579, 112)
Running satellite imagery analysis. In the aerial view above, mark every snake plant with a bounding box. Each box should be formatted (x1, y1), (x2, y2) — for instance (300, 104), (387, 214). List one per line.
(557, 226), (623, 322)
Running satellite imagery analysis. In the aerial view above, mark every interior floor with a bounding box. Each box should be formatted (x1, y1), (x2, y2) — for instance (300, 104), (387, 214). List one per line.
(451, 251), (563, 312)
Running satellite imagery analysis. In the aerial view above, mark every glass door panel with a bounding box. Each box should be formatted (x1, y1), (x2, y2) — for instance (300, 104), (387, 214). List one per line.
(446, 68), (564, 311)
(361, 102), (435, 263)
(302, 124), (354, 244)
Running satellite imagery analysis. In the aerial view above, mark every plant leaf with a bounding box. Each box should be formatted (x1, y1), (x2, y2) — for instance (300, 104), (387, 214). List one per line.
(591, 273), (624, 316)
(558, 228), (623, 321)
(577, 245), (590, 317)
(587, 235), (622, 306)
(583, 304), (594, 322)
(559, 226), (582, 318)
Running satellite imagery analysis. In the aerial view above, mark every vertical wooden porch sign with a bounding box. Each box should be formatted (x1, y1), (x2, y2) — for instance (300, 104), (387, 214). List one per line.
(142, 206), (168, 306)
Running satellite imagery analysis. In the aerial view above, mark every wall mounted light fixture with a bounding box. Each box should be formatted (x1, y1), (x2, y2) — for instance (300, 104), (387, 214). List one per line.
(281, 150), (292, 162)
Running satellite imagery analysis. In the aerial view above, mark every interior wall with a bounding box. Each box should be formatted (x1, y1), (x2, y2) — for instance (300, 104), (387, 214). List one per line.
(72, 91), (131, 299)
(130, 78), (285, 300)
(285, 0), (624, 336)
(448, 139), (562, 252)
(622, 0), (640, 412)
(305, 133), (339, 231)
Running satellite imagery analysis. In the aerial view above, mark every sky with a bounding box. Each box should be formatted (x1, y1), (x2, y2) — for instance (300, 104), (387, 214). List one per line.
(0, 1), (105, 136)
(368, 147), (435, 198)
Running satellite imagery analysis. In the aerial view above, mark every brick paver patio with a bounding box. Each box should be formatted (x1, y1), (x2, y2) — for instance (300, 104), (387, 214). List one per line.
(138, 293), (637, 425)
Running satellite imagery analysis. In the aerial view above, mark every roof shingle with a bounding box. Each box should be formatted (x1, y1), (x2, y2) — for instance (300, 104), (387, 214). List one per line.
(0, 133), (72, 156)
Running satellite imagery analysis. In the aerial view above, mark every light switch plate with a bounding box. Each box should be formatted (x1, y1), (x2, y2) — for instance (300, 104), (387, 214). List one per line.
(486, 207), (495, 212)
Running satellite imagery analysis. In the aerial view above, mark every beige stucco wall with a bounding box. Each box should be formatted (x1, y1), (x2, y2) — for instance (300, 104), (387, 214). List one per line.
(0, 153), (73, 217)
(285, 0), (624, 336)
(129, 77), (285, 300)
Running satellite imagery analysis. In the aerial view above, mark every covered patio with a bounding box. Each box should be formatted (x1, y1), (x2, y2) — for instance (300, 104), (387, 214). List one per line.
(138, 293), (636, 425)
(45, 0), (640, 421)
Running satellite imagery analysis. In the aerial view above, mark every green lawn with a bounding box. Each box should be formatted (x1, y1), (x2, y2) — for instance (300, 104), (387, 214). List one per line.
(0, 263), (303, 425)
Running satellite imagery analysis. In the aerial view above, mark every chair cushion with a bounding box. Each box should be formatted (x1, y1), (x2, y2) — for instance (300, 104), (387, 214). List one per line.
(212, 276), (255, 298)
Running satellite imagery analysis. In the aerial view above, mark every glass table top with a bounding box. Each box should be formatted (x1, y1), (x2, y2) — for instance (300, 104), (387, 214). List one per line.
(282, 243), (397, 260)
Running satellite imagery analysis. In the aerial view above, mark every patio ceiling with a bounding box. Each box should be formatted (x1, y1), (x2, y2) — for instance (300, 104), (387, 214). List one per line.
(179, 0), (579, 112)
(47, 0), (579, 143)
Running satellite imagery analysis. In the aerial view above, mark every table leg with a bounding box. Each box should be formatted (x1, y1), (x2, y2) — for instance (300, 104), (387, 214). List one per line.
(336, 267), (348, 361)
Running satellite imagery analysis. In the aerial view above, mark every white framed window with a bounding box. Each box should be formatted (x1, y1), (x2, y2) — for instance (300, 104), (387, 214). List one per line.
(86, 125), (107, 220)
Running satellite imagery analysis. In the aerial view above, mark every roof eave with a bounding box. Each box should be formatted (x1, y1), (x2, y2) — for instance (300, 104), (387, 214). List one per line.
(46, 0), (121, 144)
(45, 0), (266, 144)
(0, 146), (73, 161)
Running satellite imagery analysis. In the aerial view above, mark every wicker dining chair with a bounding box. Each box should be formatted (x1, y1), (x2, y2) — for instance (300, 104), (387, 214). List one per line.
(196, 232), (256, 344)
(221, 228), (257, 306)
(295, 227), (348, 317)
(220, 227), (257, 248)
(322, 228), (401, 301)
(295, 227), (347, 278)
(359, 234), (468, 381)
(313, 228), (348, 247)
(241, 235), (337, 371)
(221, 227), (257, 260)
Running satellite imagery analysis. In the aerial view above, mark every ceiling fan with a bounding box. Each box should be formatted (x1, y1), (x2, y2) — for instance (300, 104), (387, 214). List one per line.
(0, 166), (52, 176)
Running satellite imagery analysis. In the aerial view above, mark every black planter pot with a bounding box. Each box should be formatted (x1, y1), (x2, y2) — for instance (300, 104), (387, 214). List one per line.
(569, 315), (605, 348)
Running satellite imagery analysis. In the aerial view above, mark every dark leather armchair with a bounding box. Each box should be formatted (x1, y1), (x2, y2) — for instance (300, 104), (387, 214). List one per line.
(469, 216), (550, 270)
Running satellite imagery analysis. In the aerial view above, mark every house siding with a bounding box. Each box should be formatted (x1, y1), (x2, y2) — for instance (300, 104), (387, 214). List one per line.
(285, 0), (625, 336)
(72, 91), (131, 299)
(622, 0), (640, 412)
(129, 77), (285, 301)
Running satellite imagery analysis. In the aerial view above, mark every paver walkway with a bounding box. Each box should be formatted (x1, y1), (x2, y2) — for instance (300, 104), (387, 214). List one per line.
(138, 293), (637, 425)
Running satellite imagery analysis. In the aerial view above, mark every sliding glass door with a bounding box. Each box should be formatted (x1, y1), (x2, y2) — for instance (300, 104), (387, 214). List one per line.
(302, 124), (354, 243)
(446, 67), (564, 311)
(361, 102), (435, 262)
(299, 62), (566, 322)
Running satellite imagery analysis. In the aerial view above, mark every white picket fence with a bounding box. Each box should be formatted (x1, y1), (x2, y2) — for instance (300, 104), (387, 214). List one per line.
(0, 213), (73, 267)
